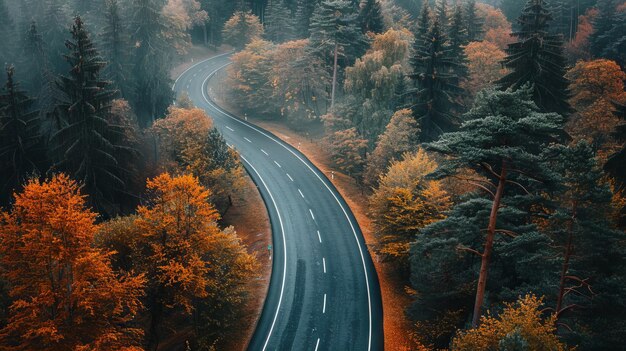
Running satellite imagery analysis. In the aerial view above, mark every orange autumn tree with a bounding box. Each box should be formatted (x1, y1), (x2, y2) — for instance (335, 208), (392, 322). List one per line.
(0, 174), (145, 351)
(134, 173), (256, 349)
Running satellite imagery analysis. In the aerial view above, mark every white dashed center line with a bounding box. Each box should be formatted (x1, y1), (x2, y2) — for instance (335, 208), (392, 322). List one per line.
(317, 230), (322, 243)
(298, 189), (305, 199)
(323, 257), (326, 273)
(244, 137), (252, 143)
(274, 161), (282, 168)
(261, 149), (269, 156)
(286, 173), (294, 182)
(309, 209), (315, 220)
(322, 294), (327, 314)
(315, 338), (320, 351)
(225, 126), (234, 131)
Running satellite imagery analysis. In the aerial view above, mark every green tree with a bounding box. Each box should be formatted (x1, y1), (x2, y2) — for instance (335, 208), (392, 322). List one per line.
(101, 0), (129, 97)
(264, 0), (295, 43)
(359, 0), (385, 34)
(294, 0), (317, 38)
(465, 0), (484, 42)
(0, 0), (15, 66)
(129, 0), (174, 126)
(498, 0), (572, 115)
(409, 19), (463, 141)
(51, 17), (137, 216)
(0, 66), (42, 206)
(605, 101), (626, 188)
(435, 0), (449, 30)
(309, 0), (368, 107)
(22, 21), (56, 116)
(594, 9), (626, 68)
(589, 0), (618, 58)
(411, 87), (564, 336)
(448, 4), (469, 78)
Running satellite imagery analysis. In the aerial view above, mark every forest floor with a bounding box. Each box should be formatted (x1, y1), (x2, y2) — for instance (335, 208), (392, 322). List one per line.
(170, 47), (272, 351)
(207, 79), (417, 350)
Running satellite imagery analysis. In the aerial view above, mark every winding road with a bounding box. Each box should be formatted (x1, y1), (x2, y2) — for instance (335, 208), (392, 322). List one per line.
(173, 53), (384, 351)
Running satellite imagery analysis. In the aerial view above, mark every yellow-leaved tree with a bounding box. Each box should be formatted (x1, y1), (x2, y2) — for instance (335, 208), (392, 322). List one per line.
(369, 148), (451, 265)
(450, 295), (565, 351)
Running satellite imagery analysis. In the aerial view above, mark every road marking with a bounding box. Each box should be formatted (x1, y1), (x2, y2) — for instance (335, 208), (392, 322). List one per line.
(226, 126), (234, 131)
(315, 338), (320, 351)
(323, 294), (326, 314)
(227, 143), (233, 148)
(323, 257), (326, 273)
(244, 137), (252, 143)
(193, 73), (197, 77)
(172, 51), (231, 90)
(274, 161), (282, 168)
(186, 83), (190, 90)
(309, 209), (315, 220)
(196, 61), (375, 351)
(317, 230), (322, 243)
(261, 149), (269, 156)
(286, 173), (294, 182)
(298, 189), (304, 199)
(239, 155), (288, 351)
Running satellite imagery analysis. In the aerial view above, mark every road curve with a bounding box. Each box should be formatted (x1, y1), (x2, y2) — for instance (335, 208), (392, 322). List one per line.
(173, 53), (384, 351)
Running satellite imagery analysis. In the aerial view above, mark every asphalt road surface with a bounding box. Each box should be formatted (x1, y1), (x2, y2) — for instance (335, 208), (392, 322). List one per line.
(173, 53), (384, 351)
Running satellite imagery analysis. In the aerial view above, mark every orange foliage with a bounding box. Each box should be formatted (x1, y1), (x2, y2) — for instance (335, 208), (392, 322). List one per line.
(0, 174), (145, 350)
(463, 41), (509, 99)
(565, 8), (598, 62)
(326, 128), (369, 179)
(477, 3), (513, 49)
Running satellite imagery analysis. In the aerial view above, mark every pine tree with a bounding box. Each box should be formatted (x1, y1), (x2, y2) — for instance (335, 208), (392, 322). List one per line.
(101, 0), (129, 97)
(0, 66), (41, 205)
(589, 0), (618, 58)
(309, 0), (368, 107)
(596, 10), (626, 68)
(410, 87), (565, 336)
(498, 0), (572, 116)
(41, 0), (69, 72)
(435, 0), (449, 30)
(294, 0), (313, 38)
(0, 0), (16, 66)
(129, 0), (174, 126)
(605, 101), (626, 189)
(448, 5), (469, 78)
(409, 19), (463, 141)
(22, 21), (57, 116)
(465, 0), (484, 42)
(413, 2), (431, 57)
(51, 17), (136, 216)
(358, 0), (385, 34)
(264, 0), (295, 42)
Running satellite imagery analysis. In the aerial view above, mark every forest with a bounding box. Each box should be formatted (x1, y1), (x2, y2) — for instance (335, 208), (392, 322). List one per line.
(0, 0), (625, 350)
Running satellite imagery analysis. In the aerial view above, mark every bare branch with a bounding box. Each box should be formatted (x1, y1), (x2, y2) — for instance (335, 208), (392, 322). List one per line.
(506, 179), (531, 195)
(456, 244), (483, 257)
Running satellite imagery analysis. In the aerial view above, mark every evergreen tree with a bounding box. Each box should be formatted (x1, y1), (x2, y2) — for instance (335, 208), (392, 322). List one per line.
(129, 0), (174, 126)
(0, 0), (16, 66)
(546, 142), (626, 349)
(358, 0), (385, 34)
(465, 0), (484, 42)
(409, 19), (463, 141)
(51, 17), (136, 216)
(22, 21), (57, 116)
(101, 0), (129, 97)
(435, 0), (448, 30)
(309, 0), (368, 107)
(41, 0), (69, 72)
(264, 0), (295, 42)
(605, 101), (626, 189)
(448, 5), (469, 78)
(0, 66), (42, 206)
(498, 0), (572, 116)
(409, 87), (564, 345)
(589, 0), (618, 58)
(414, 1), (431, 45)
(596, 11), (626, 68)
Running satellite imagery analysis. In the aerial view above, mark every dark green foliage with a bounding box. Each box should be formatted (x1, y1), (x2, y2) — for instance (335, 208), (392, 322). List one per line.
(448, 5), (469, 78)
(41, 0), (69, 73)
(358, 0), (385, 34)
(409, 87), (565, 347)
(414, 1), (431, 45)
(51, 17), (136, 216)
(0, 0), (15, 65)
(500, 0), (526, 21)
(0, 66), (42, 206)
(605, 101), (626, 189)
(465, 0), (484, 42)
(498, 0), (572, 116)
(294, 0), (317, 38)
(409, 19), (463, 141)
(435, 0), (449, 30)
(545, 142), (626, 350)
(593, 9), (626, 68)
(309, 0), (368, 67)
(22, 21), (57, 117)
(395, 0), (422, 18)
(101, 0), (129, 97)
(264, 0), (295, 43)
(129, 0), (174, 126)
(200, 0), (238, 46)
(589, 0), (618, 58)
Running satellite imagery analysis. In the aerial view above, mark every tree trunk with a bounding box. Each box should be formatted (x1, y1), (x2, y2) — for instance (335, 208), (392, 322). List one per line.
(556, 203), (577, 316)
(203, 23), (209, 47)
(472, 160), (507, 327)
(331, 41), (338, 109)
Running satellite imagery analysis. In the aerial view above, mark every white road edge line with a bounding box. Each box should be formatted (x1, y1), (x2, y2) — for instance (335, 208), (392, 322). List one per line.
(226, 126), (234, 131)
(317, 230), (322, 243)
(261, 149), (269, 156)
(244, 137), (252, 143)
(315, 338), (320, 351)
(322, 294), (326, 314)
(195, 61), (375, 351)
(172, 51), (232, 90)
(274, 160), (282, 168)
(298, 189), (305, 199)
(239, 155), (288, 351)
(309, 209), (315, 221)
(323, 257), (326, 273)
(286, 173), (294, 182)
